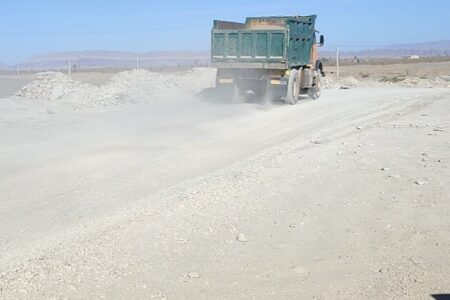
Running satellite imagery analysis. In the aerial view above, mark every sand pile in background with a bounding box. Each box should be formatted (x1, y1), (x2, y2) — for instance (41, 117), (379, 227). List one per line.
(16, 72), (94, 101)
(15, 68), (216, 107)
(102, 68), (216, 103)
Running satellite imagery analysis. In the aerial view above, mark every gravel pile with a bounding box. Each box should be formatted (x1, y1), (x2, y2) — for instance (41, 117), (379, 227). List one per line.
(15, 72), (93, 101)
(16, 68), (216, 107)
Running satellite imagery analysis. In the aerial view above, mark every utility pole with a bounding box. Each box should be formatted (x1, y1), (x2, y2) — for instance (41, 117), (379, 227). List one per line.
(136, 56), (140, 69)
(336, 45), (340, 77)
(68, 57), (72, 75)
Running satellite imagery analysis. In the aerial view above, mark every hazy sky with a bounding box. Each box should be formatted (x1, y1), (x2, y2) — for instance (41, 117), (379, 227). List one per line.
(1, 0), (449, 64)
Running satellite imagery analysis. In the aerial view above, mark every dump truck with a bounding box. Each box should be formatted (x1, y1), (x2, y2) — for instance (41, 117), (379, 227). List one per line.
(211, 15), (324, 104)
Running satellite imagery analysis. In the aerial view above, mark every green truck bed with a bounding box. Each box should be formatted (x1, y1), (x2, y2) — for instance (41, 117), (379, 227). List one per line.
(211, 15), (317, 69)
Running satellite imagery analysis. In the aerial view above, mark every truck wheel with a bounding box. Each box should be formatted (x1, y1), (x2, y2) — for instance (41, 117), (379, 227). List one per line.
(285, 69), (300, 105)
(308, 74), (322, 100)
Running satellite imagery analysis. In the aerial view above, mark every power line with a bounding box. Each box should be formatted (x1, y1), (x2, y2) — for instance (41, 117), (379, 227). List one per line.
(0, 26), (209, 37)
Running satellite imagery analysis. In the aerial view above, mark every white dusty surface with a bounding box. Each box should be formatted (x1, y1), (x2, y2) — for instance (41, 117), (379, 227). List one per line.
(0, 69), (450, 299)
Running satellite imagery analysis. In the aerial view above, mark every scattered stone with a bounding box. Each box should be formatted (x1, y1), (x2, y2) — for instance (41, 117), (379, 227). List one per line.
(289, 223), (296, 228)
(187, 272), (200, 279)
(46, 108), (56, 115)
(389, 174), (402, 179)
(414, 180), (427, 186)
(356, 126), (362, 130)
(381, 167), (391, 171)
(236, 233), (248, 243)
(340, 86), (350, 90)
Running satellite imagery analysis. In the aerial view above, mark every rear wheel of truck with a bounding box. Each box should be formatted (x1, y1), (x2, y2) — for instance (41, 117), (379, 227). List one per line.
(308, 73), (322, 100)
(285, 69), (300, 105)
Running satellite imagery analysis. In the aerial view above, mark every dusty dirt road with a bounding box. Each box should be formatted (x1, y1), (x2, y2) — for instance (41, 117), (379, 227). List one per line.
(0, 84), (449, 299)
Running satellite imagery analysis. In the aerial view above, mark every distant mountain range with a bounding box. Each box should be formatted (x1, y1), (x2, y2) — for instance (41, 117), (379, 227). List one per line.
(12, 51), (211, 71)
(0, 40), (449, 71)
(0, 63), (11, 70)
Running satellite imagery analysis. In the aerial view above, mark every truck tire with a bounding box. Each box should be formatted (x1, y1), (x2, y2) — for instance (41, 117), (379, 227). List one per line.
(308, 73), (322, 100)
(285, 69), (300, 105)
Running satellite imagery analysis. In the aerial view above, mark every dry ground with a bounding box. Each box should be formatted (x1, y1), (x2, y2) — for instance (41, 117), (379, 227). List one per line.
(0, 63), (449, 299)
(325, 61), (450, 80)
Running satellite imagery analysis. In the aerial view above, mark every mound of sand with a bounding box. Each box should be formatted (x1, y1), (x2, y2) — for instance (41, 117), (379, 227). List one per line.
(15, 72), (120, 106)
(15, 72), (92, 101)
(15, 68), (216, 107)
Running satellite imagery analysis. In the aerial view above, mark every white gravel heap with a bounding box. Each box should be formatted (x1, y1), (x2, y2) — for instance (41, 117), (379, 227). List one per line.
(15, 72), (91, 101)
(16, 68), (216, 107)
